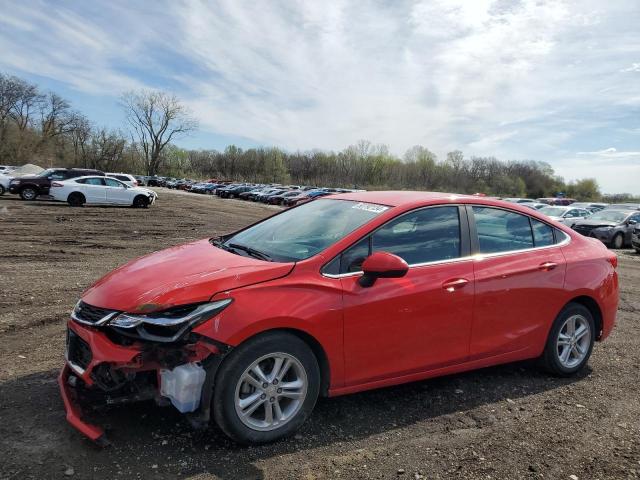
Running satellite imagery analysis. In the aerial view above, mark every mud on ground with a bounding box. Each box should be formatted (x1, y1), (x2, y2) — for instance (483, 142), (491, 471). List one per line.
(1, 190), (639, 479)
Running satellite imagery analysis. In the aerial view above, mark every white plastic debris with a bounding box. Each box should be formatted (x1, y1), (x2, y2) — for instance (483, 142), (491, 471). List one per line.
(160, 363), (206, 413)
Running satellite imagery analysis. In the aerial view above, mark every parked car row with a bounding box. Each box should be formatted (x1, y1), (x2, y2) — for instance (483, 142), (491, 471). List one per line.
(497, 198), (640, 250)
(139, 176), (362, 207)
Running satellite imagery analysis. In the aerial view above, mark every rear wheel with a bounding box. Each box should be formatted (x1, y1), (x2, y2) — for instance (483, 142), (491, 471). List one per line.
(67, 192), (85, 207)
(20, 186), (38, 201)
(133, 195), (149, 208)
(213, 332), (320, 444)
(0, 184), (5, 195)
(611, 233), (624, 249)
(541, 303), (595, 376)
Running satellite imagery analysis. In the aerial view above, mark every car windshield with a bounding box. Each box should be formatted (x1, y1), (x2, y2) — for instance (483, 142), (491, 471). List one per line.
(588, 210), (628, 223)
(218, 199), (390, 262)
(37, 169), (56, 177)
(540, 207), (567, 216)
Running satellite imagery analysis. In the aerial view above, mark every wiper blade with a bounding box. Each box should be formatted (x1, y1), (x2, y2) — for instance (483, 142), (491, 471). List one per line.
(227, 243), (272, 261)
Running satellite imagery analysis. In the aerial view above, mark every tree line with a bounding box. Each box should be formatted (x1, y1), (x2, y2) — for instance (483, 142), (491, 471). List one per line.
(0, 72), (624, 201)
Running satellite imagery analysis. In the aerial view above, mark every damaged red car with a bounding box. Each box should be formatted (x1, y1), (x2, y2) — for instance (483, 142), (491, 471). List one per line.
(60, 192), (618, 444)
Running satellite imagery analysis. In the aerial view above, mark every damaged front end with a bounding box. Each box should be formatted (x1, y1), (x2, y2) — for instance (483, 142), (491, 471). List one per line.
(59, 299), (233, 445)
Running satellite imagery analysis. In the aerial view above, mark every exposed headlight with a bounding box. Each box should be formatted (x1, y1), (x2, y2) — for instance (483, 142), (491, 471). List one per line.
(595, 226), (613, 231)
(109, 299), (232, 342)
(10, 179), (19, 184)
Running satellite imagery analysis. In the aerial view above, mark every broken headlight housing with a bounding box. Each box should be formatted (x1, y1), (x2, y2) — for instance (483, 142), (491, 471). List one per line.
(109, 299), (232, 343)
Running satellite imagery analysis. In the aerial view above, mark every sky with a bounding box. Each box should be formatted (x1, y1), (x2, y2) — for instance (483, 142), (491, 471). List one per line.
(0, 0), (639, 194)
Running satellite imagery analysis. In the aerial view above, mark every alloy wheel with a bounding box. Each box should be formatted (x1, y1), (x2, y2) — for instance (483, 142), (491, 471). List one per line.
(21, 188), (36, 200)
(556, 314), (591, 368)
(234, 352), (308, 431)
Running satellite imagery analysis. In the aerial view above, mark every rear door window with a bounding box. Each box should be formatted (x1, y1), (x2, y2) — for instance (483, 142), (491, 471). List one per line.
(104, 178), (125, 188)
(472, 207), (534, 253)
(84, 178), (105, 186)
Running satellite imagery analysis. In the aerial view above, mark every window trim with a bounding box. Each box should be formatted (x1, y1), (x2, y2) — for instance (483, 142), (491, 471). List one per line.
(321, 204), (471, 278)
(466, 204), (571, 258)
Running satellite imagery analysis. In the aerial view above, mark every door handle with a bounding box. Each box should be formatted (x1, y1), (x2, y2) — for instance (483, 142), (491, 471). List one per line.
(442, 278), (469, 292)
(538, 262), (558, 271)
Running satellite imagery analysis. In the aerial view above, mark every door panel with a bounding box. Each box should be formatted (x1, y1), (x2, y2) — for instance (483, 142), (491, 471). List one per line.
(341, 260), (474, 386)
(469, 205), (567, 359)
(82, 184), (106, 203)
(471, 249), (566, 358)
(104, 178), (131, 204)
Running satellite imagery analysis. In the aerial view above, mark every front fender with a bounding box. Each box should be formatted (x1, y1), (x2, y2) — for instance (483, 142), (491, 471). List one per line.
(191, 274), (345, 388)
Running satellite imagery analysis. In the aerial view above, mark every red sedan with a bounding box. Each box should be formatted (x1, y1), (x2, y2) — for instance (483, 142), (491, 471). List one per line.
(60, 191), (618, 444)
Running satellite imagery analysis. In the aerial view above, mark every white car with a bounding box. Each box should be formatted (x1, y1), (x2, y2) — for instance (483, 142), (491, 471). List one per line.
(106, 172), (138, 187)
(0, 174), (12, 195)
(539, 205), (591, 226)
(50, 176), (157, 208)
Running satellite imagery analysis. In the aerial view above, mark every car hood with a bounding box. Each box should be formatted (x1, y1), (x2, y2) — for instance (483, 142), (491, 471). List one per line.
(81, 239), (294, 313)
(10, 175), (39, 181)
(572, 219), (619, 227)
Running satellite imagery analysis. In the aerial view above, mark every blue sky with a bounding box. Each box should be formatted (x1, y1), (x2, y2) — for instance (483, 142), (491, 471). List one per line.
(0, 0), (639, 193)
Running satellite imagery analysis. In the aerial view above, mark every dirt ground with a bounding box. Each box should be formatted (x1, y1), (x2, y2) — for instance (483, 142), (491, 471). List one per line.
(1, 189), (639, 480)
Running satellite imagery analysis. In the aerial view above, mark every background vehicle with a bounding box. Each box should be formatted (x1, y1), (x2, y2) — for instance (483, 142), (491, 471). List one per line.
(107, 173), (138, 187)
(632, 225), (640, 253)
(522, 202), (549, 211)
(536, 197), (577, 206)
(0, 174), (10, 195)
(604, 203), (640, 210)
(571, 209), (640, 248)
(8, 168), (105, 200)
(539, 205), (591, 226)
(60, 193), (617, 445)
(570, 202), (608, 212)
(50, 176), (156, 208)
(503, 198), (537, 204)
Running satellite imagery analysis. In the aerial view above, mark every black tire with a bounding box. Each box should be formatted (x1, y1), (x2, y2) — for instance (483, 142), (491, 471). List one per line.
(20, 186), (38, 201)
(635, 248), (640, 254)
(541, 303), (595, 377)
(611, 233), (624, 249)
(0, 184), (5, 195)
(213, 332), (320, 444)
(133, 195), (149, 208)
(67, 192), (85, 207)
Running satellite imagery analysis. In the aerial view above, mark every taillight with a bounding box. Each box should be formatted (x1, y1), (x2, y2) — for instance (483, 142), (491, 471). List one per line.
(51, 182), (64, 187)
(133, 181), (138, 186)
(607, 252), (618, 269)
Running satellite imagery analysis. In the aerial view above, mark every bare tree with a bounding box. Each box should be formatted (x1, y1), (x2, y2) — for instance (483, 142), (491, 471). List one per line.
(10, 78), (42, 131)
(121, 90), (197, 175)
(69, 115), (92, 167)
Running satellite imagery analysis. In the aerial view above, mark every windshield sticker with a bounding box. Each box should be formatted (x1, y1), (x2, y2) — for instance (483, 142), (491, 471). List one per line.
(352, 202), (389, 213)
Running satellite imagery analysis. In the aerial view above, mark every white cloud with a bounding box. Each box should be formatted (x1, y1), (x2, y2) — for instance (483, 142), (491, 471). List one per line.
(620, 62), (640, 72)
(577, 147), (640, 158)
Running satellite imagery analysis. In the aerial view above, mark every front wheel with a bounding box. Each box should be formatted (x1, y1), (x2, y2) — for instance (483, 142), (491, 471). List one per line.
(0, 185), (5, 195)
(541, 303), (595, 376)
(20, 187), (38, 201)
(133, 195), (149, 208)
(213, 332), (320, 444)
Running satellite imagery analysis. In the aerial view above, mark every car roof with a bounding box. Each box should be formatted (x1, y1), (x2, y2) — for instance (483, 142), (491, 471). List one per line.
(329, 191), (482, 207)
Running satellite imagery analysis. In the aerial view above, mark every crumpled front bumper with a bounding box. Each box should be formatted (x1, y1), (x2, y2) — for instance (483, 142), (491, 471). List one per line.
(58, 364), (108, 444)
(59, 319), (223, 444)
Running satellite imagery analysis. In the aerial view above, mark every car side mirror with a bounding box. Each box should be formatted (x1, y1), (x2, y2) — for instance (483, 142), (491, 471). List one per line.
(629, 219), (637, 225)
(358, 251), (409, 288)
